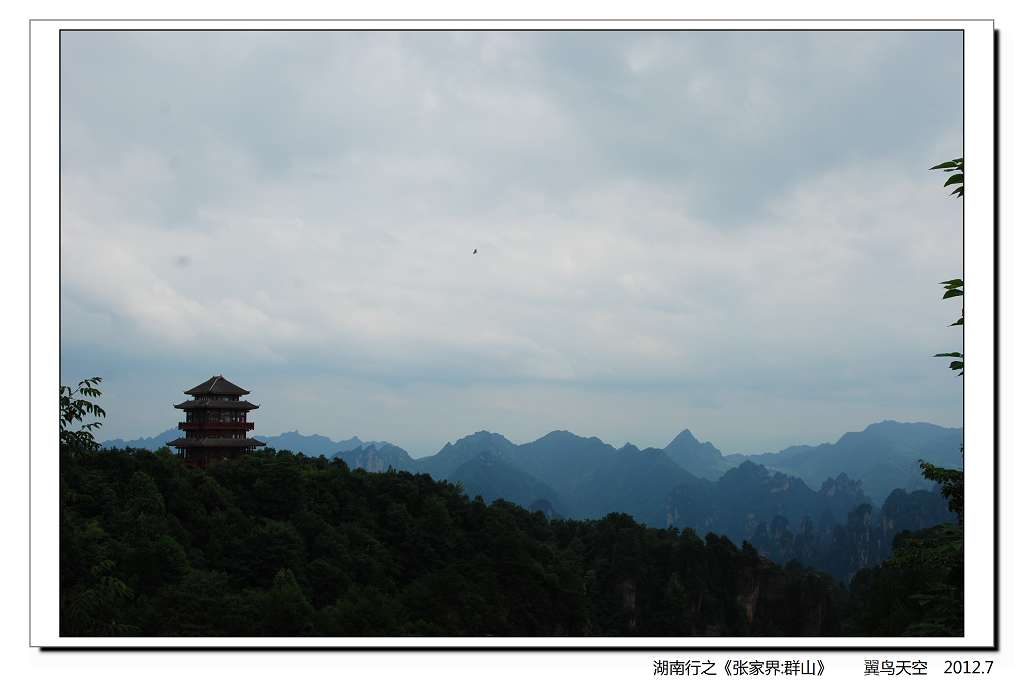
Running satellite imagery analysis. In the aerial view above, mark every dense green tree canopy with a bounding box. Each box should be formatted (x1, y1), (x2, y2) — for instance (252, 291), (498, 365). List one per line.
(62, 446), (856, 637)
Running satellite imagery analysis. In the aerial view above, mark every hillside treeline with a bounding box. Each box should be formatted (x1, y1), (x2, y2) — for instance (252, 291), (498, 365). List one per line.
(59, 447), (961, 637)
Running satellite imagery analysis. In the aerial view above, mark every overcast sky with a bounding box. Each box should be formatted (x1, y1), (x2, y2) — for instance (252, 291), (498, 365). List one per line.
(60, 30), (964, 457)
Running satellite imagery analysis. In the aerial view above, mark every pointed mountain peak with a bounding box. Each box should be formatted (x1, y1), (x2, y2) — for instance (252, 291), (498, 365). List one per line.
(667, 428), (698, 446)
(735, 460), (770, 474)
(664, 428), (722, 456)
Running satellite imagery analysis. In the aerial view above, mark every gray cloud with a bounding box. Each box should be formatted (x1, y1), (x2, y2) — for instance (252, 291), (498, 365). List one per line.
(60, 30), (964, 455)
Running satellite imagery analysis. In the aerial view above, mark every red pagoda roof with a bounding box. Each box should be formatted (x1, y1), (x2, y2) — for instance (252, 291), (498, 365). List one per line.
(184, 375), (250, 397)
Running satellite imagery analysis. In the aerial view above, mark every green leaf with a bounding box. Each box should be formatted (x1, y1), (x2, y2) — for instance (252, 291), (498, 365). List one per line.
(934, 352), (962, 358)
(940, 279), (964, 288)
(944, 174), (964, 187)
(930, 161), (959, 170)
(950, 317), (964, 327)
(950, 361), (964, 370)
(942, 289), (963, 299)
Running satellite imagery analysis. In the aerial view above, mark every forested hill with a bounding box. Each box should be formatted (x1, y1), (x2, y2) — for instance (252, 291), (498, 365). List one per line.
(96, 423), (959, 586)
(62, 447), (846, 637)
(102, 423), (963, 543)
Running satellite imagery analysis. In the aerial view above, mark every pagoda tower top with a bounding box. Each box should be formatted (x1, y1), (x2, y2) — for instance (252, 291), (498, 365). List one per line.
(184, 374), (251, 397)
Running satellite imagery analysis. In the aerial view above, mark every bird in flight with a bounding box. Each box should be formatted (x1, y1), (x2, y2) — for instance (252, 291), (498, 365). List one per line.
(473, 249), (478, 254)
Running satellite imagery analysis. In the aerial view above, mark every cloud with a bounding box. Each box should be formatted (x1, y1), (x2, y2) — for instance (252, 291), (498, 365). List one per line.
(59, 30), (964, 453)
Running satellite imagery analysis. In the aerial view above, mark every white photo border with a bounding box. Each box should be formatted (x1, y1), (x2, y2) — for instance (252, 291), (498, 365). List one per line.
(30, 18), (996, 649)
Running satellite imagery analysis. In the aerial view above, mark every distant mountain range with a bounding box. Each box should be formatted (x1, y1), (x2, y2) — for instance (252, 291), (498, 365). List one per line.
(101, 427), (182, 451)
(349, 421), (959, 580)
(101, 429), (382, 456)
(334, 442), (418, 473)
(105, 421), (962, 510)
(253, 431), (379, 457)
(104, 420), (961, 578)
(667, 461), (864, 534)
(723, 421), (963, 502)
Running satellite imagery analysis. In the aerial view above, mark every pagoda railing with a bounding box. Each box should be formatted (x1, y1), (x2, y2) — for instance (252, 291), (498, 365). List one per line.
(178, 421), (255, 431)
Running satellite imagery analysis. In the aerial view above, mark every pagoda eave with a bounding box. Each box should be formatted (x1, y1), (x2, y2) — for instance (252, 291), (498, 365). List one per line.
(166, 437), (266, 449)
(174, 399), (260, 410)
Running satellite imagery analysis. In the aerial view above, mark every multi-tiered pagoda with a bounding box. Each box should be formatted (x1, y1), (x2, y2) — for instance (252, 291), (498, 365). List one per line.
(167, 375), (265, 467)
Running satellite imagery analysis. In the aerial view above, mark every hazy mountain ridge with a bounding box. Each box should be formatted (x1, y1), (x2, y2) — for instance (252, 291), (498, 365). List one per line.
(665, 460), (955, 580)
(396, 423), (958, 580)
(667, 462), (869, 536)
(100, 428), (182, 451)
(747, 486), (957, 581)
(723, 421), (963, 502)
(334, 443), (418, 474)
(415, 431), (519, 481)
(571, 443), (704, 524)
(448, 452), (564, 513)
(104, 419), (961, 486)
(510, 430), (620, 504)
(253, 431), (373, 457)
(101, 421), (959, 580)
(662, 429), (733, 479)
(103, 429), (381, 457)
(409, 430), (705, 524)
